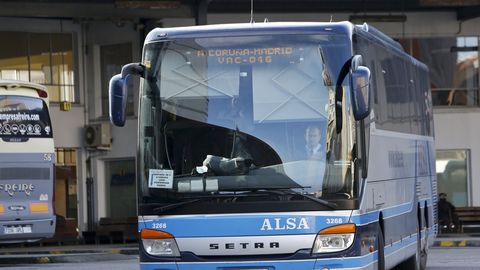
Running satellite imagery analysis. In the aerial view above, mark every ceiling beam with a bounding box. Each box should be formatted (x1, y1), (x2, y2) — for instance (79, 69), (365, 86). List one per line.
(0, 0), (477, 20)
(195, 0), (210, 25)
(206, 0), (458, 13)
(456, 6), (480, 20)
(420, 0), (480, 7)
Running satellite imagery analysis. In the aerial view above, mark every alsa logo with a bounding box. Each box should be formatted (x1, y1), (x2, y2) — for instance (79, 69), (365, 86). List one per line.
(260, 217), (310, 231)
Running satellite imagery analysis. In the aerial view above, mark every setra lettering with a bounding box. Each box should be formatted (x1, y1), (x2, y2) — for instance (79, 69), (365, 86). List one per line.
(209, 242), (280, 250)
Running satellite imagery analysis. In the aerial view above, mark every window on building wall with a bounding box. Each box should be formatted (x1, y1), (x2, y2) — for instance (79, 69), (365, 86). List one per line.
(0, 31), (76, 103)
(105, 159), (136, 218)
(100, 43), (134, 117)
(399, 37), (479, 106)
(436, 150), (470, 207)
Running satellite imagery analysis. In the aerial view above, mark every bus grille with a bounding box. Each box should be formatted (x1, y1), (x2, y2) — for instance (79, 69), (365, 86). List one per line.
(0, 167), (50, 180)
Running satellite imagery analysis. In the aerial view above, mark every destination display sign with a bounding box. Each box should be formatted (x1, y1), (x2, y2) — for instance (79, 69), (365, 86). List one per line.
(196, 47), (294, 65)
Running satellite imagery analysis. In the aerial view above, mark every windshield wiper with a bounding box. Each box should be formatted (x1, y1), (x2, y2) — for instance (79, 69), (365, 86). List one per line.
(149, 188), (336, 214)
(153, 198), (203, 213)
(151, 194), (235, 213)
(242, 188), (337, 210)
(285, 189), (337, 210)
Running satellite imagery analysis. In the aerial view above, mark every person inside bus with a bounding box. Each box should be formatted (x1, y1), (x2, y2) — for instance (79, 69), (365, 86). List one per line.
(287, 124), (326, 194)
(294, 125), (325, 161)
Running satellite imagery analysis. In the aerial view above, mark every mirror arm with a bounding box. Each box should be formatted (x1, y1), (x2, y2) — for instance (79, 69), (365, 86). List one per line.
(351, 55), (363, 72)
(335, 57), (354, 133)
(359, 120), (368, 179)
(121, 63), (145, 78)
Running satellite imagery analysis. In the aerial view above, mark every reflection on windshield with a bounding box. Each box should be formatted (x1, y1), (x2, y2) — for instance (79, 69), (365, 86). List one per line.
(139, 33), (357, 213)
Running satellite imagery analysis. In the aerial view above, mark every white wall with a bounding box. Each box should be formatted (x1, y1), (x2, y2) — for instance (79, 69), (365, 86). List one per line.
(85, 20), (142, 119)
(49, 105), (85, 147)
(434, 109), (480, 206)
(84, 20), (141, 222)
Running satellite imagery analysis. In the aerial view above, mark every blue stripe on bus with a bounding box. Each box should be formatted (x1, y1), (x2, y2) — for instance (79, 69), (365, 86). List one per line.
(351, 197), (435, 226)
(141, 201), (421, 237)
(351, 202), (413, 224)
(142, 259), (317, 270)
(142, 214), (347, 236)
(384, 233), (417, 255)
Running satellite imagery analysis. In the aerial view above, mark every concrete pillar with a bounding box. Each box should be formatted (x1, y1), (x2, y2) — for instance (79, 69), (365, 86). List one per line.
(195, 0), (208, 25)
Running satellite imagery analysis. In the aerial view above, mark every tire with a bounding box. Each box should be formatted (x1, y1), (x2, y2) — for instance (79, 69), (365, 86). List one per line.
(377, 228), (385, 270)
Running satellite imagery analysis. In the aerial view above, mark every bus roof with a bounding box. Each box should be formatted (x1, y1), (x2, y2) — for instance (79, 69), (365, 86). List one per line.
(146, 21), (355, 43)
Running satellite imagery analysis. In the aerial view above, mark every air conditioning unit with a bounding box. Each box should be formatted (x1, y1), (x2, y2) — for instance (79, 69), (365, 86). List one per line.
(84, 123), (111, 148)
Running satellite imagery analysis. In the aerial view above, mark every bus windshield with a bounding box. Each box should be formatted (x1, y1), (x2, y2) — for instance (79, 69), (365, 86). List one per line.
(139, 33), (358, 214)
(0, 96), (53, 139)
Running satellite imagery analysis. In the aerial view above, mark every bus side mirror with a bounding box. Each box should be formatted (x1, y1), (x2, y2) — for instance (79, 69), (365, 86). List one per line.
(351, 65), (371, 121)
(109, 74), (129, 127)
(109, 63), (145, 127)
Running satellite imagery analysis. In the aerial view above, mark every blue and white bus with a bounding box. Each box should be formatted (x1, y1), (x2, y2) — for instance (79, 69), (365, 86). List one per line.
(109, 21), (436, 270)
(0, 80), (56, 243)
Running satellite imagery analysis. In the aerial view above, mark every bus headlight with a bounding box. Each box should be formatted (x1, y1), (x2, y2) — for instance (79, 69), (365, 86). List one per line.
(312, 224), (356, 253)
(141, 229), (180, 257)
